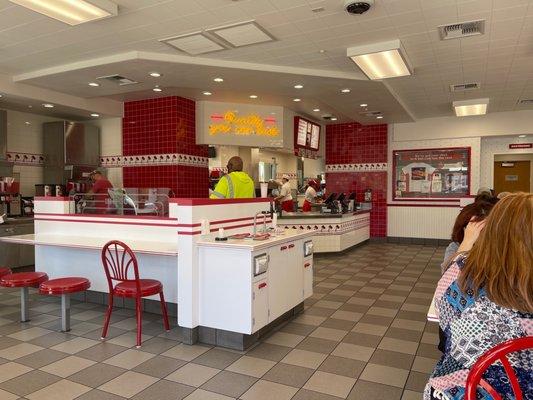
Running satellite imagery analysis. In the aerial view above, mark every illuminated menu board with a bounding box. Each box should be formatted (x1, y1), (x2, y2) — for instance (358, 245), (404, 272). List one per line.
(294, 116), (320, 150)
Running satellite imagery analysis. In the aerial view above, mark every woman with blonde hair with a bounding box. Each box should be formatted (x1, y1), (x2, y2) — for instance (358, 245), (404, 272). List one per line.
(425, 192), (533, 399)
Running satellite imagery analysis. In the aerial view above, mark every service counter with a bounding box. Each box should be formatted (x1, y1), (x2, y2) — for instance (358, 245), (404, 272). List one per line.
(279, 210), (370, 252)
(0, 197), (314, 350)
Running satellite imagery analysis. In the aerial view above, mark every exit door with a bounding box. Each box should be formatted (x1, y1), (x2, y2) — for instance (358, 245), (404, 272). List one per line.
(493, 161), (531, 194)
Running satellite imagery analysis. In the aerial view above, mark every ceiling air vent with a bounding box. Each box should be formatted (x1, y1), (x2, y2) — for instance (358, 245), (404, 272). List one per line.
(96, 74), (138, 86)
(450, 82), (480, 92)
(359, 110), (382, 117)
(518, 99), (533, 105)
(438, 20), (485, 40)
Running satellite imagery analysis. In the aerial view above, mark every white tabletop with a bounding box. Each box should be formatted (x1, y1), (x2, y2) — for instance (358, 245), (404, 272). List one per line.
(427, 295), (438, 322)
(196, 230), (315, 251)
(0, 234), (178, 256)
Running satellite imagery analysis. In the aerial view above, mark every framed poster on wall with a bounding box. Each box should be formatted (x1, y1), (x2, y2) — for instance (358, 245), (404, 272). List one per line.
(393, 147), (471, 200)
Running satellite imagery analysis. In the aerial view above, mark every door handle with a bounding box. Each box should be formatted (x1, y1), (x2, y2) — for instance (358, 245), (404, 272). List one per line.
(258, 282), (267, 289)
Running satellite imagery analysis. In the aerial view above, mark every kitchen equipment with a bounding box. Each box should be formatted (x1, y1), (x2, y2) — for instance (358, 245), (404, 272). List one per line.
(0, 111), (14, 177)
(258, 162), (277, 183)
(0, 213), (5, 224)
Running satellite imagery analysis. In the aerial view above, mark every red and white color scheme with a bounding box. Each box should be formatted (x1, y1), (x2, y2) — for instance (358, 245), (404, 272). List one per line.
(326, 122), (388, 237)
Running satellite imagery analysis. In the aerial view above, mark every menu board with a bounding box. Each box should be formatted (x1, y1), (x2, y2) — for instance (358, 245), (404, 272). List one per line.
(393, 147), (471, 200)
(294, 117), (320, 150)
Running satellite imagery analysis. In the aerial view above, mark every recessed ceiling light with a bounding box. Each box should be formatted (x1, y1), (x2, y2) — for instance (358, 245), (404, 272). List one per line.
(90, 113), (100, 117)
(347, 39), (412, 80)
(341, 88), (351, 93)
(28, 105), (32, 108)
(149, 72), (161, 77)
(519, 134), (527, 138)
(203, 91), (212, 96)
(453, 98), (489, 117)
(24, 121), (30, 125)
(249, 95), (258, 99)
(319, 49), (325, 53)
(42, 103), (54, 108)
(153, 86), (162, 92)
(293, 98), (301, 102)
(376, 116), (384, 119)
(88, 82), (100, 87)
(8, 0), (118, 26)
(313, 108), (320, 112)
(0, 94), (3, 98)
(214, 77), (224, 82)
(360, 103), (368, 107)
(294, 84), (304, 89)
(331, 117), (338, 121)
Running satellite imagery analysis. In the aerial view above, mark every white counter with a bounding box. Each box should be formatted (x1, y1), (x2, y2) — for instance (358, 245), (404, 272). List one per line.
(278, 211), (370, 252)
(196, 230), (314, 251)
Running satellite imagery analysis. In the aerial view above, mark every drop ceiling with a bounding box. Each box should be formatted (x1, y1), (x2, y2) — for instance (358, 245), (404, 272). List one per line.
(0, 0), (533, 122)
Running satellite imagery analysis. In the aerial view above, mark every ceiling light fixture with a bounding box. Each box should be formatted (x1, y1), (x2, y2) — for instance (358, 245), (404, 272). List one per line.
(341, 88), (351, 93)
(331, 117), (338, 121)
(313, 108), (320, 112)
(347, 39), (412, 80)
(294, 84), (304, 89)
(249, 95), (258, 99)
(91, 113), (100, 117)
(25, 121), (30, 125)
(8, 0), (118, 26)
(153, 86), (162, 92)
(149, 72), (161, 77)
(519, 134), (527, 138)
(42, 103), (54, 108)
(453, 98), (489, 117)
(376, 116), (384, 119)
(203, 91), (212, 96)
(214, 77), (224, 82)
(0, 94), (3, 98)
(293, 98), (301, 102)
(88, 82), (100, 87)
(360, 103), (368, 107)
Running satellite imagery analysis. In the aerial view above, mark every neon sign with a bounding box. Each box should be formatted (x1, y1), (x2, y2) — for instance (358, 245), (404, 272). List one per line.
(209, 111), (280, 136)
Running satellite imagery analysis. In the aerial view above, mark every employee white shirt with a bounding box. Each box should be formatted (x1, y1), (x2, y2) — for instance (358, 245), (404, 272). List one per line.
(279, 181), (293, 202)
(305, 186), (317, 203)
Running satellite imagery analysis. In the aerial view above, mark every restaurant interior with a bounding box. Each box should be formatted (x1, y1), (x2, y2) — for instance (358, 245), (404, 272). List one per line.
(0, 1), (532, 399)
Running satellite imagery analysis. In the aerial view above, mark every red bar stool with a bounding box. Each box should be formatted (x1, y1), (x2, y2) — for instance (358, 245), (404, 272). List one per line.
(39, 277), (91, 332)
(101, 240), (170, 348)
(0, 272), (48, 322)
(0, 267), (12, 278)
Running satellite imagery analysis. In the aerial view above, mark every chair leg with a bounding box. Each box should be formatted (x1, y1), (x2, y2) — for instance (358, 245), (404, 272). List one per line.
(135, 296), (142, 348)
(159, 292), (170, 331)
(60, 294), (71, 332)
(101, 293), (114, 340)
(20, 287), (30, 322)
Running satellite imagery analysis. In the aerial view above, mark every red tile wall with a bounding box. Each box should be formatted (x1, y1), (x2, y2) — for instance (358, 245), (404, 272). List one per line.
(325, 122), (388, 237)
(122, 96), (208, 197)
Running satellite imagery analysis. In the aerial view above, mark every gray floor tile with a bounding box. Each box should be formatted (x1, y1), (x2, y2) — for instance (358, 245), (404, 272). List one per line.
(201, 371), (256, 398)
(318, 355), (366, 378)
(75, 343), (128, 362)
(262, 362), (314, 388)
(133, 355), (186, 378)
(246, 343), (291, 362)
(405, 371), (430, 392)
(292, 388), (344, 400)
(16, 348), (69, 369)
(342, 332), (382, 347)
(369, 349), (415, 369)
(296, 337), (338, 354)
(132, 379), (195, 400)
(347, 380), (403, 400)
(193, 348), (242, 369)
(279, 322), (316, 336)
(386, 327), (423, 342)
(74, 389), (127, 400)
(0, 370), (62, 396)
(69, 363), (126, 388)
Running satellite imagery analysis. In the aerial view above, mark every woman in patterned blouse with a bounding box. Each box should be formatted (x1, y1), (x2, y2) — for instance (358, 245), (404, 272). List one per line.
(425, 192), (533, 400)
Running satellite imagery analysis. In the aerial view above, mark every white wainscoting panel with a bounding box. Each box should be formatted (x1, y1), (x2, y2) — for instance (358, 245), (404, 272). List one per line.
(387, 206), (460, 239)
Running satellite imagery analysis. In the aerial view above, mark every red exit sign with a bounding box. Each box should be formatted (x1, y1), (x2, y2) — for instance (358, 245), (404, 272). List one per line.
(509, 143), (532, 149)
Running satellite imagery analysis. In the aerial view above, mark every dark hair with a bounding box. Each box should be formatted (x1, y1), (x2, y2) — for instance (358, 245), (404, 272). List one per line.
(451, 200), (497, 243)
(474, 192), (497, 204)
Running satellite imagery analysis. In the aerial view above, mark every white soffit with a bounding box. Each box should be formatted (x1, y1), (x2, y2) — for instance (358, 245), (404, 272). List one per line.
(160, 32), (228, 56)
(207, 21), (275, 48)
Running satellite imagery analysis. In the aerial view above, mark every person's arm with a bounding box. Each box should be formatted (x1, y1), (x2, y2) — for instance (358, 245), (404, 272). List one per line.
(457, 219), (486, 253)
(210, 176), (228, 199)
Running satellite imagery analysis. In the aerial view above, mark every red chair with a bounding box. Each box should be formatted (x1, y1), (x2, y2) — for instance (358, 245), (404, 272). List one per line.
(465, 336), (533, 400)
(101, 240), (170, 348)
(0, 267), (12, 278)
(0, 272), (49, 322)
(39, 277), (91, 332)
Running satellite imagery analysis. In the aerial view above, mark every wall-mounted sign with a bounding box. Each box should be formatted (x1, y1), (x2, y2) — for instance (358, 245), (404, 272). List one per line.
(393, 147), (471, 200)
(505, 175), (519, 181)
(509, 143), (532, 149)
(196, 101), (284, 147)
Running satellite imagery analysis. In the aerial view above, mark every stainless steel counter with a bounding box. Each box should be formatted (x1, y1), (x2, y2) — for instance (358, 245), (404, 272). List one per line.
(0, 217), (34, 267)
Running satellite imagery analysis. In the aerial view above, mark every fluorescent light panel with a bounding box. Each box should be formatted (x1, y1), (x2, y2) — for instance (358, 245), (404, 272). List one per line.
(9, 0), (117, 25)
(453, 98), (489, 117)
(347, 40), (411, 80)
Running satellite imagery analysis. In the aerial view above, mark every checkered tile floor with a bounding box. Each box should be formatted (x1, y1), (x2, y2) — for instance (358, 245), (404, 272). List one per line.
(0, 243), (443, 400)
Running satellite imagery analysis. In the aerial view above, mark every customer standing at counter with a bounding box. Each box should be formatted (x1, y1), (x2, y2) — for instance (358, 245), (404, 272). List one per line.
(210, 156), (255, 199)
(274, 174), (294, 212)
(302, 179), (320, 212)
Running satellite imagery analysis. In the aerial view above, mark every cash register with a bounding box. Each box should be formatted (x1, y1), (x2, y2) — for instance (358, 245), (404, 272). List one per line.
(322, 192), (340, 214)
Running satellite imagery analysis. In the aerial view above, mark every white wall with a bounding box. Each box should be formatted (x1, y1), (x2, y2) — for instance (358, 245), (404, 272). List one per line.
(90, 117), (122, 188)
(5, 109), (60, 196)
(304, 157), (325, 180)
(393, 110), (533, 141)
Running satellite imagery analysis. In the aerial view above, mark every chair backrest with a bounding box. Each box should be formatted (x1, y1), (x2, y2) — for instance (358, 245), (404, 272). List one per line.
(101, 241), (140, 290)
(465, 336), (533, 400)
